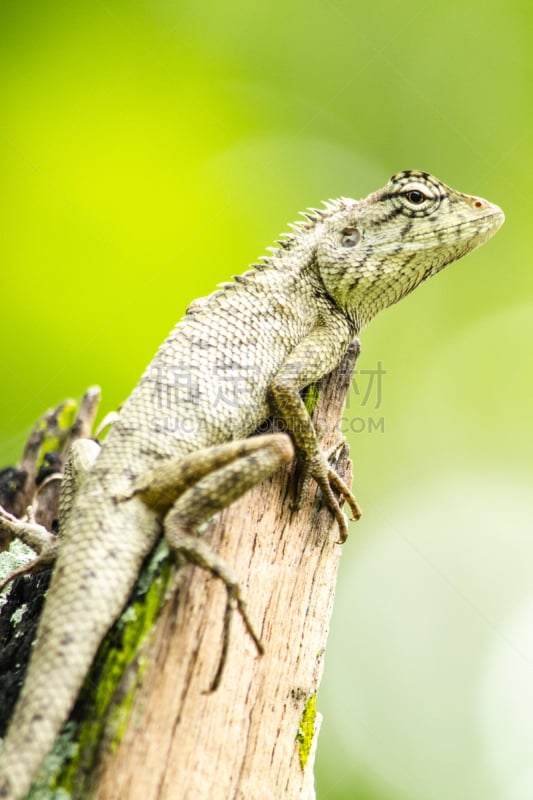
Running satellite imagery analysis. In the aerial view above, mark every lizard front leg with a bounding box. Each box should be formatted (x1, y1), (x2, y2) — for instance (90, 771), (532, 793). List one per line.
(269, 325), (361, 542)
(134, 433), (294, 689)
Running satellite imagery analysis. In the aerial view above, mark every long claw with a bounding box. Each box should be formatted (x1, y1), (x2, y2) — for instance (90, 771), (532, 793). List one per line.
(327, 468), (362, 521)
(206, 586), (264, 694)
(291, 435), (361, 542)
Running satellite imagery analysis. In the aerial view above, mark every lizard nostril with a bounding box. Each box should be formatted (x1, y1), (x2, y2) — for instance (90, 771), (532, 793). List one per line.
(474, 200), (483, 208)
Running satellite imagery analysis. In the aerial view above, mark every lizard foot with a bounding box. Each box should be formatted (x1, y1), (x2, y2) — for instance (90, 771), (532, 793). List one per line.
(165, 526), (264, 692)
(292, 444), (361, 543)
(207, 581), (264, 693)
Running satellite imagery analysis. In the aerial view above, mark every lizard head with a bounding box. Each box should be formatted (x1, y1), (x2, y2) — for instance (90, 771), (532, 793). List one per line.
(314, 170), (504, 329)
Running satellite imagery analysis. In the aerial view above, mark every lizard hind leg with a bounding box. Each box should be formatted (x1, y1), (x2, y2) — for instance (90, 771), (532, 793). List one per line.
(160, 433), (294, 691)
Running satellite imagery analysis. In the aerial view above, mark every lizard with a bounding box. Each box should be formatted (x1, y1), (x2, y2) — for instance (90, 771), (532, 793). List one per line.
(0, 170), (504, 799)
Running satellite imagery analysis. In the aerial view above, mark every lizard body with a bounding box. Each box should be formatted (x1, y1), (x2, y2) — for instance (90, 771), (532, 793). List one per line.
(0, 171), (503, 799)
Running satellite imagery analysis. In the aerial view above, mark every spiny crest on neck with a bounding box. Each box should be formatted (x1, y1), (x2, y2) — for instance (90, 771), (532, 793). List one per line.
(250, 196), (353, 269)
(185, 196), (354, 315)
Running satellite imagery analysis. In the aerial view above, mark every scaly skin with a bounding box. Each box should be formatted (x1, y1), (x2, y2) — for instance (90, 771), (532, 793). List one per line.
(0, 171), (504, 799)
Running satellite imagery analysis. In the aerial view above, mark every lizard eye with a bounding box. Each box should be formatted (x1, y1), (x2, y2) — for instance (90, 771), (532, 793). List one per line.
(404, 189), (426, 204)
(340, 228), (360, 247)
(397, 182), (440, 216)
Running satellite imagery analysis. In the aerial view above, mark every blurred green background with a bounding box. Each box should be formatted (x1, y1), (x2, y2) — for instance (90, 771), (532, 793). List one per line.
(1, 1), (532, 798)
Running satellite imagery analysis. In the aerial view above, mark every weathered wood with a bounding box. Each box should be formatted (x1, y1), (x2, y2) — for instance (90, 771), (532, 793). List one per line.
(92, 342), (359, 800)
(0, 343), (359, 799)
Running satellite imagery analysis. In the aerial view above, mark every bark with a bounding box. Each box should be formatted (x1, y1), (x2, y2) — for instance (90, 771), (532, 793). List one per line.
(0, 343), (359, 800)
(93, 342), (359, 800)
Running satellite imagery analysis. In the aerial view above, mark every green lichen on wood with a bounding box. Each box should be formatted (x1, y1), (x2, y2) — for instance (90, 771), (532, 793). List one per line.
(303, 383), (320, 416)
(296, 693), (317, 770)
(35, 399), (78, 469)
(27, 540), (174, 799)
(56, 401), (78, 435)
(26, 724), (78, 800)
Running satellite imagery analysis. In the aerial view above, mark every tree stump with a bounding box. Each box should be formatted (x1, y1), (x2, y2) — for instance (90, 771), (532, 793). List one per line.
(0, 342), (360, 800)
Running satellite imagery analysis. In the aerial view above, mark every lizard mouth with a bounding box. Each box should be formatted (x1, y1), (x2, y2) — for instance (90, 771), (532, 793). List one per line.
(413, 209), (505, 242)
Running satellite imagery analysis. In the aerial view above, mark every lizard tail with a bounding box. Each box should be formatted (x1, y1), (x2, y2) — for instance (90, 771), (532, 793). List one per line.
(0, 498), (156, 799)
